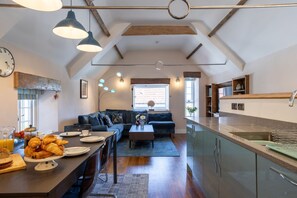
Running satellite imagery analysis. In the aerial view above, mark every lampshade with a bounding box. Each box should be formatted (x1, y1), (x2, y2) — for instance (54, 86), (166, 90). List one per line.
(99, 79), (105, 83)
(77, 31), (102, 52)
(98, 83), (104, 87)
(110, 89), (116, 93)
(13, 0), (62, 12)
(53, 10), (88, 39)
(104, 87), (109, 91)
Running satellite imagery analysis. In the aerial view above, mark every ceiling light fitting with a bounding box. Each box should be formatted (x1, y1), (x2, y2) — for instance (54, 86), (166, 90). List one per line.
(176, 76), (180, 83)
(53, 0), (88, 39)
(12, 0), (62, 12)
(168, 0), (190, 20)
(77, 10), (102, 52)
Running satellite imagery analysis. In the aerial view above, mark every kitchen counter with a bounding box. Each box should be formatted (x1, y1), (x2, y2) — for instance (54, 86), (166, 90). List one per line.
(187, 115), (297, 173)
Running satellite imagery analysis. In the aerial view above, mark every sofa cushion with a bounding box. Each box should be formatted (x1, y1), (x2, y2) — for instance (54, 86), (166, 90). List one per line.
(131, 110), (148, 124)
(103, 115), (113, 127)
(107, 124), (124, 142)
(78, 115), (89, 125)
(148, 121), (175, 128)
(89, 115), (100, 126)
(110, 112), (124, 124)
(148, 113), (172, 121)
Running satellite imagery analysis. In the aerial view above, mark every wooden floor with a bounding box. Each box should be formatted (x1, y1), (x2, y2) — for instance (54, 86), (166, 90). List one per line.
(107, 134), (205, 198)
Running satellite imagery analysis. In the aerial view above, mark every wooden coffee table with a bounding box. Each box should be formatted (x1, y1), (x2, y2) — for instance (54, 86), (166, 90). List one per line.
(129, 125), (154, 148)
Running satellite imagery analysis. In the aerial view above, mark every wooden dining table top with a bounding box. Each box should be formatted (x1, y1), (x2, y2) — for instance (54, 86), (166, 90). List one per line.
(0, 131), (116, 198)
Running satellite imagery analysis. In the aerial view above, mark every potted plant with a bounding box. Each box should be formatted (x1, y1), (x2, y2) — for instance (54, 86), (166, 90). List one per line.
(186, 106), (198, 117)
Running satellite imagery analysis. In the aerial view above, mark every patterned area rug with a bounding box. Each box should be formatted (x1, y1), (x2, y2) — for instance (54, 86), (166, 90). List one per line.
(116, 136), (180, 157)
(89, 174), (149, 198)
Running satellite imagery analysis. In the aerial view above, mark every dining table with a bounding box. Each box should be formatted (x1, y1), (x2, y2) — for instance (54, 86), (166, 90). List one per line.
(0, 131), (117, 198)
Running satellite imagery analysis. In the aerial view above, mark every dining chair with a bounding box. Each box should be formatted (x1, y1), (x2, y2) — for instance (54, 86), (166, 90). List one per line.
(63, 146), (116, 198)
(98, 135), (113, 182)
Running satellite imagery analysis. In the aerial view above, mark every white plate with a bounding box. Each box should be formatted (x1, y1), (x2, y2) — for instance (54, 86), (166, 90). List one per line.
(24, 155), (63, 163)
(64, 147), (90, 157)
(80, 136), (105, 143)
(60, 131), (81, 137)
(80, 133), (92, 137)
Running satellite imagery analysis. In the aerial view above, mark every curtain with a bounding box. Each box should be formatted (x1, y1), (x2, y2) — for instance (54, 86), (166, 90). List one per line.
(18, 89), (44, 100)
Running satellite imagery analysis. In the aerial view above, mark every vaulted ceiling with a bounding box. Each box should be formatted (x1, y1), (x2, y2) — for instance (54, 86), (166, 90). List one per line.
(1, 0), (297, 79)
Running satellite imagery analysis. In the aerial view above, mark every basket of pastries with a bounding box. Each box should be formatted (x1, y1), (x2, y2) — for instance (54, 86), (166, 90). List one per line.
(24, 135), (68, 159)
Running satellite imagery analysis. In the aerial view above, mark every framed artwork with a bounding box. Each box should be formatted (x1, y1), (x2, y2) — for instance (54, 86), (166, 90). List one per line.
(80, 79), (88, 99)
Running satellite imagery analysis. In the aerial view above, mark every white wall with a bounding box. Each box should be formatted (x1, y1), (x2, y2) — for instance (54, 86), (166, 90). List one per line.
(99, 50), (208, 133)
(0, 41), (98, 132)
(210, 44), (297, 94)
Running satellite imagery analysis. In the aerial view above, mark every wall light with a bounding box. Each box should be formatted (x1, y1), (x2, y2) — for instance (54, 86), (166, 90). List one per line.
(176, 76), (180, 83)
(13, 0), (62, 12)
(120, 76), (124, 83)
(53, 0), (88, 39)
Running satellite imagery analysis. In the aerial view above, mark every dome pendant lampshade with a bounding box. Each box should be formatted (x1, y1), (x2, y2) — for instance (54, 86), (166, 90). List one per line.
(53, 10), (88, 39)
(13, 0), (62, 12)
(77, 31), (102, 52)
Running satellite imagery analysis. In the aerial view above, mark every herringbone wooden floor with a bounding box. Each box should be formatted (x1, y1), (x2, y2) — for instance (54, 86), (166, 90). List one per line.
(107, 134), (205, 198)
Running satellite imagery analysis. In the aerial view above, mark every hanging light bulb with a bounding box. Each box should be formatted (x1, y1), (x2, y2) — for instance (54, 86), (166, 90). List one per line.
(53, 0), (88, 39)
(77, 10), (102, 52)
(13, 0), (62, 12)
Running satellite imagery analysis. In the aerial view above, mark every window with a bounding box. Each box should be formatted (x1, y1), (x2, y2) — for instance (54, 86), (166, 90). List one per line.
(133, 84), (169, 111)
(185, 78), (199, 116)
(17, 88), (40, 132)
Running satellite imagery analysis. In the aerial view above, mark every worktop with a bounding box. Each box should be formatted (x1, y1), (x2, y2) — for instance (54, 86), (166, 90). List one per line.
(187, 114), (297, 173)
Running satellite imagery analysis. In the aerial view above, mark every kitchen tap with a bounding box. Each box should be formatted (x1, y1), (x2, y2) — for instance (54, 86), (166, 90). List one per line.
(289, 90), (297, 107)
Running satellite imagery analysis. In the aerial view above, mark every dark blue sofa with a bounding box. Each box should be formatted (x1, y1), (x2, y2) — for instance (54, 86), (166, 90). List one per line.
(65, 110), (175, 142)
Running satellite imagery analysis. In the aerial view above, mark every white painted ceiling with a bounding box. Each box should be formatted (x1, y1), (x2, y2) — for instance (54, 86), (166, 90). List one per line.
(1, 0), (297, 78)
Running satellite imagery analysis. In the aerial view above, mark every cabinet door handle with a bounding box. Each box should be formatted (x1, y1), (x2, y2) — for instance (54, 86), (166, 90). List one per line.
(213, 138), (218, 173)
(217, 139), (222, 177)
(270, 167), (297, 187)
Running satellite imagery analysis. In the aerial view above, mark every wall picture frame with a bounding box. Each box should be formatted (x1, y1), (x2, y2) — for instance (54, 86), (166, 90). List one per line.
(80, 79), (88, 99)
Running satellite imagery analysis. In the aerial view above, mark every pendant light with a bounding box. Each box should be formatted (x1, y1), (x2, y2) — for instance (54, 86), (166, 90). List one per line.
(77, 11), (102, 52)
(12, 0), (62, 12)
(52, 0), (88, 39)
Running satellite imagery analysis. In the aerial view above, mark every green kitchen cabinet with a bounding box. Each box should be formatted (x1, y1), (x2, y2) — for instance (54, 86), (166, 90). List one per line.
(186, 120), (195, 172)
(257, 155), (297, 198)
(203, 128), (219, 198)
(219, 136), (257, 198)
(202, 125), (256, 198)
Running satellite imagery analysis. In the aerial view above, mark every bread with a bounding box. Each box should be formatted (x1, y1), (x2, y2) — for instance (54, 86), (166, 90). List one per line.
(42, 135), (57, 145)
(24, 146), (36, 157)
(32, 150), (53, 159)
(43, 143), (63, 156)
(28, 137), (42, 148)
(54, 139), (68, 146)
(0, 148), (12, 167)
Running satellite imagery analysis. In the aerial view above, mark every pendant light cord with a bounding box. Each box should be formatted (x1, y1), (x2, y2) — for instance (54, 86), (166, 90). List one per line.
(70, 0), (72, 11)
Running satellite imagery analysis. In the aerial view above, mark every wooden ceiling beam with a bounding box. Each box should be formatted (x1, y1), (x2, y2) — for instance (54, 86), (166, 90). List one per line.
(186, 43), (203, 59)
(208, 0), (248, 37)
(84, 0), (123, 59)
(122, 25), (196, 36)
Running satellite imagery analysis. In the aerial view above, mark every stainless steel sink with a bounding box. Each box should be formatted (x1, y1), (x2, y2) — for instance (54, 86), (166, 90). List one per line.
(230, 131), (273, 141)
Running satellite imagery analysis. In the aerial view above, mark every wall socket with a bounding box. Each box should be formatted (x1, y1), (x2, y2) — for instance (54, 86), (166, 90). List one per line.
(231, 103), (238, 110)
(238, 103), (245, 111)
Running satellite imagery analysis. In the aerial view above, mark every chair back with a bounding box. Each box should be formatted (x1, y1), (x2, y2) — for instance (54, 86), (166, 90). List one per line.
(79, 148), (102, 198)
(100, 136), (113, 168)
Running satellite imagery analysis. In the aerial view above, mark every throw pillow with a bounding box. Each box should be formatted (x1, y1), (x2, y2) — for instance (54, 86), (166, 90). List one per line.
(111, 113), (123, 124)
(103, 115), (113, 127)
(89, 116), (100, 126)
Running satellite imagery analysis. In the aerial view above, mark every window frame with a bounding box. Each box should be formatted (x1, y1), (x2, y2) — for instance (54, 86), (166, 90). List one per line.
(132, 84), (170, 111)
(185, 78), (199, 117)
(18, 98), (38, 131)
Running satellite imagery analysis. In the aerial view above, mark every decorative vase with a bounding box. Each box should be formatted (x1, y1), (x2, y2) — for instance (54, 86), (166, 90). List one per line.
(140, 120), (145, 129)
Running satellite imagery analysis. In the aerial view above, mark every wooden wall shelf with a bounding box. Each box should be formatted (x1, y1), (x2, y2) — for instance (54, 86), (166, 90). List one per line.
(221, 92), (292, 100)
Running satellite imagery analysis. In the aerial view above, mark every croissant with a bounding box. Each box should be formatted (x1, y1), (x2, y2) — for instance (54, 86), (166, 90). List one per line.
(32, 150), (53, 159)
(28, 137), (42, 148)
(43, 143), (63, 156)
(42, 135), (57, 145)
(55, 139), (68, 146)
(24, 146), (36, 157)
